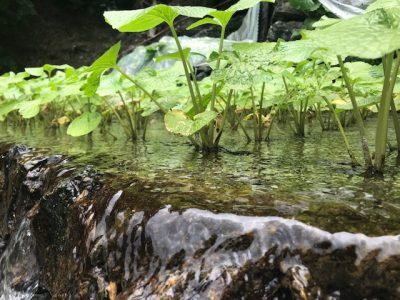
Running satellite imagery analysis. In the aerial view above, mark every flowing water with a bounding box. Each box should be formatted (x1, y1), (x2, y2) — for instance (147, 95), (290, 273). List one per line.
(0, 117), (400, 299)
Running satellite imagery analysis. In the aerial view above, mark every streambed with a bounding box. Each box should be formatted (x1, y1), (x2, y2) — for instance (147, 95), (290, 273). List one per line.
(0, 118), (400, 299)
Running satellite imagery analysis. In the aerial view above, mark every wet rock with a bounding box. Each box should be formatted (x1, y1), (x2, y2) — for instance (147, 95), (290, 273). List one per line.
(32, 286), (52, 300)
(273, 0), (308, 22)
(267, 20), (304, 41)
(1, 143), (400, 299)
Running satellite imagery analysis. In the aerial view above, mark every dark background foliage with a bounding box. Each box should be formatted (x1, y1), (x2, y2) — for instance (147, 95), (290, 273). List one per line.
(0, 0), (318, 73)
(0, 0), (230, 73)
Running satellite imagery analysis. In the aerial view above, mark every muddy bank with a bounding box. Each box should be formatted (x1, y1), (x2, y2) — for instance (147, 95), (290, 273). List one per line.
(0, 143), (400, 299)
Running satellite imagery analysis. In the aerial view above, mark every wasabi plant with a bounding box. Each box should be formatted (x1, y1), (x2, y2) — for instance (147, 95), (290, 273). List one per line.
(303, 0), (400, 172)
(101, 0), (273, 151)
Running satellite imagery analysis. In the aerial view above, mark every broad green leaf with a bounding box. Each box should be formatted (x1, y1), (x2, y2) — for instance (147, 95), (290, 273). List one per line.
(25, 67), (45, 77)
(155, 48), (191, 63)
(83, 42), (121, 96)
(366, 0), (400, 11)
(67, 112), (102, 137)
(312, 16), (341, 28)
(164, 110), (218, 136)
(87, 41), (121, 73)
(104, 5), (215, 32)
(82, 70), (102, 97)
(0, 100), (20, 120)
(18, 100), (41, 119)
(228, 0), (274, 12)
(209, 11), (235, 28)
(344, 62), (383, 83)
(0, 72), (28, 88)
(96, 72), (124, 96)
(303, 8), (400, 59)
(188, 0), (274, 30)
(332, 96), (380, 111)
(43, 64), (71, 76)
(187, 17), (221, 30)
(135, 64), (187, 94)
(233, 40), (336, 65)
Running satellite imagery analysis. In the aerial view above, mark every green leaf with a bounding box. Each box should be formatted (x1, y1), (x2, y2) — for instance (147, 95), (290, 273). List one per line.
(187, 17), (221, 30)
(228, 0), (275, 12)
(187, 0), (274, 30)
(208, 11), (235, 28)
(25, 67), (45, 77)
(82, 70), (102, 97)
(83, 41), (121, 96)
(0, 100), (20, 120)
(155, 48), (191, 63)
(312, 16), (341, 28)
(164, 110), (218, 136)
(366, 0), (400, 12)
(43, 64), (71, 76)
(67, 112), (102, 137)
(104, 5), (215, 32)
(18, 100), (41, 119)
(87, 41), (121, 73)
(303, 8), (400, 59)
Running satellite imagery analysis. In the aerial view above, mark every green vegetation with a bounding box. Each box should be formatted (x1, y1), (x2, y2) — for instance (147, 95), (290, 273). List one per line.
(0, 0), (399, 174)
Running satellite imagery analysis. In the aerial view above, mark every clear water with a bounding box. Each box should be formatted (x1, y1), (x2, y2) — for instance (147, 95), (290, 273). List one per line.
(1, 117), (399, 236)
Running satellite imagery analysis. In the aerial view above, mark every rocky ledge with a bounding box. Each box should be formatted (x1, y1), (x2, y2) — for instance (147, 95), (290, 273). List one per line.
(0, 144), (399, 299)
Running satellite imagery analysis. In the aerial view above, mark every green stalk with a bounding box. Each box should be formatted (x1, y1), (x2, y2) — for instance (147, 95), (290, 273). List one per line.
(258, 82), (266, 141)
(168, 24), (200, 114)
(169, 24), (211, 148)
(323, 97), (358, 166)
(282, 75), (300, 133)
(250, 87), (259, 142)
(188, 63), (204, 111)
(105, 100), (131, 137)
(116, 67), (166, 114)
(316, 103), (326, 131)
(118, 91), (137, 141)
(265, 109), (276, 142)
(208, 26), (226, 145)
(233, 93), (252, 143)
(390, 98), (400, 154)
(298, 98), (308, 137)
(337, 55), (373, 169)
(215, 89), (233, 145)
(375, 51), (400, 171)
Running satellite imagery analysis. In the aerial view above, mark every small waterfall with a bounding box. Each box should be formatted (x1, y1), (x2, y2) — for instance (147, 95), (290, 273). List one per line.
(318, 0), (375, 19)
(227, 3), (261, 41)
(0, 218), (38, 300)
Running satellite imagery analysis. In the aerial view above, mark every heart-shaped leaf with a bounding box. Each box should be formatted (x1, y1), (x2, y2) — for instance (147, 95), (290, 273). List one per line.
(67, 111), (102, 137)
(164, 110), (218, 136)
(104, 5), (215, 32)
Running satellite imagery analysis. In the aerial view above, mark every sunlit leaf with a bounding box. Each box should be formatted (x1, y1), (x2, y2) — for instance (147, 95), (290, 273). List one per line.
(67, 111), (102, 136)
(155, 48), (191, 63)
(303, 8), (400, 59)
(104, 5), (215, 32)
(164, 110), (218, 136)
(19, 100), (41, 119)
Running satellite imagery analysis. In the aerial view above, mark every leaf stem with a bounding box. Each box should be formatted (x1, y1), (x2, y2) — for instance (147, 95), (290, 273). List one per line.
(337, 55), (373, 169)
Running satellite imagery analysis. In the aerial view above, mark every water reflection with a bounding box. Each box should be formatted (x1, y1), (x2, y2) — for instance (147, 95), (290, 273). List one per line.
(0, 118), (400, 235)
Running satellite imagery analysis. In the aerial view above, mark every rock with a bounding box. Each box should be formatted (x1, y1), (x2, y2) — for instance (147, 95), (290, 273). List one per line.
(1, 143), (400, 299)
(267, 20), (304, 41)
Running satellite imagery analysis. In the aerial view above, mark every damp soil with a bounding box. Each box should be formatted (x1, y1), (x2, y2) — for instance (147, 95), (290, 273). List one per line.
(1, 116), (400, 236)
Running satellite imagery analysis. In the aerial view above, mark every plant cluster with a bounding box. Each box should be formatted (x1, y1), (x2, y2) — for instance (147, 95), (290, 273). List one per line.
(0, 0), (399, 173)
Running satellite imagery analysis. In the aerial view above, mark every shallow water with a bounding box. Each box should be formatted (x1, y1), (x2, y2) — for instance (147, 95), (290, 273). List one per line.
(1, 117), (399, 236)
